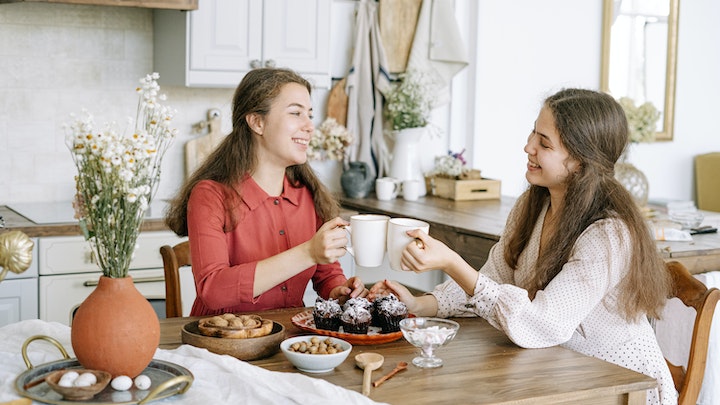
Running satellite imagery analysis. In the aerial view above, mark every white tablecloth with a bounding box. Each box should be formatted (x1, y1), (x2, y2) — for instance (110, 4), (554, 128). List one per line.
(655, 271), (720, 405)
(0, 320), (385, 405)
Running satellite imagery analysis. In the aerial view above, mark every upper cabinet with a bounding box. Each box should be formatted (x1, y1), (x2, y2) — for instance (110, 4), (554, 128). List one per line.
(154, 0), (332, 89)
(0, 0), (197, 10)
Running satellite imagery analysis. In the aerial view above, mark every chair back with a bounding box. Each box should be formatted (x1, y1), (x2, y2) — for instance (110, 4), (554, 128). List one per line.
(665, 261), (720, 404)
(695, 152), (720, 212)
(159, 241), (191, 318)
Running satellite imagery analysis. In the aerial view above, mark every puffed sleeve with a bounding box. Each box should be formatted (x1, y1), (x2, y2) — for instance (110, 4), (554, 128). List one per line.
(433, 218), (631, 349)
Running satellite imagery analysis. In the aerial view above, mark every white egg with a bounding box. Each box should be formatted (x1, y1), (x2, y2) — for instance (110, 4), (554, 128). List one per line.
(75, 372), (98, 385)
(73, 378), (92, 387)
(111, 375), (133, 391)
(58, 371), (79, 387)
(134, 374), (152, 390)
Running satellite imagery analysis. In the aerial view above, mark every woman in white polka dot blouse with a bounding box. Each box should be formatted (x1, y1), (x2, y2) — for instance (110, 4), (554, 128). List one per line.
(371, 88), (677, 404)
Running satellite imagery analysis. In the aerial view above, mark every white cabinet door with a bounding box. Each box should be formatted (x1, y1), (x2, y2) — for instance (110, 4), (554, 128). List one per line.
(0, 278), (38, 327)
(154, 0), (331, 88)
(188, 0), (262, 73)
(262, 0), (330, 77)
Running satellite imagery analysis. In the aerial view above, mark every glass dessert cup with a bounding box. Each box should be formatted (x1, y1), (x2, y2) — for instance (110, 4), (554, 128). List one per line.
(399, 317), (459, 368)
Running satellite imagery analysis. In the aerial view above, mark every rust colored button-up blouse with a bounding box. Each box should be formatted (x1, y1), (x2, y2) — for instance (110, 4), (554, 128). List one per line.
(187, 177), (347, 316)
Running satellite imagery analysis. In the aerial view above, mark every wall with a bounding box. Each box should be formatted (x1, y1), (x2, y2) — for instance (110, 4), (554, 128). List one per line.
(1, 0), (719, 206)
(0, 3), (234, 204)
(466, 0), (720, 204)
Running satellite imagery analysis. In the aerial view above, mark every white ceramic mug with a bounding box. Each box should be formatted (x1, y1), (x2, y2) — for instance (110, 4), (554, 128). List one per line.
(402, 179), (421, 201)
(344, 214), (390, 267)
(376, 177), (401, 201)
(387, 217), (430, 271)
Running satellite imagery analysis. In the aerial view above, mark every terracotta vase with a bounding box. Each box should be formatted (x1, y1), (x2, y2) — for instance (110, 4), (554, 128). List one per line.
(71, 276), (160, 377)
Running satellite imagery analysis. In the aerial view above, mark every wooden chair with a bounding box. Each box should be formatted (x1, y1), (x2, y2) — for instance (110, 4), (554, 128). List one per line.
(665, 260), (720, 404)
(695, 152), (720, 212)
(159, 241), (191, 318)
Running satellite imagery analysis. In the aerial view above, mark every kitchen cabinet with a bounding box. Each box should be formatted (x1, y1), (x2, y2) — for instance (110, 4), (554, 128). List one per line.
(154, 0), (332, 89)
(0, 0), (197, 9)
(37, 231), (194, 325)
(0, 238), (38, 327)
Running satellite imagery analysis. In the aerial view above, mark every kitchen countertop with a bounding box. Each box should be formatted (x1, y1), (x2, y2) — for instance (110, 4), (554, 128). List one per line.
(341, 194), (720, 275)
(1, 202), (360, 238)
(0, 204), (170, 238)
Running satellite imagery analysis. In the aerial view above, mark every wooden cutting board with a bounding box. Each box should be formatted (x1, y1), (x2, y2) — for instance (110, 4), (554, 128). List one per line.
(326, 78), (348, 126)
(185, 114), (224, 178)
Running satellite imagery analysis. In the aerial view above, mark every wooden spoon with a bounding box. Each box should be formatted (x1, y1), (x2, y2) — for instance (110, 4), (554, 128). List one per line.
(373, 361), (408, 387)
(355, 352), (384, 396)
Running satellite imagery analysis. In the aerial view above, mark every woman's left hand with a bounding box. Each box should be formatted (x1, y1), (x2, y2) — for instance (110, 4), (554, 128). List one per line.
(329, 276), (368, 303)
(401, 229), (454, 272)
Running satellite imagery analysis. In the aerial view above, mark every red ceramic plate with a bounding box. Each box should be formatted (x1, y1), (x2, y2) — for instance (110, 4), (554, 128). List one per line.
(291, 310), (405, 345)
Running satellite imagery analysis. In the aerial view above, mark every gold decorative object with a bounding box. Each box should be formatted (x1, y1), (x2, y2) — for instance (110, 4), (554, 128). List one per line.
(0, 230), (34, 282)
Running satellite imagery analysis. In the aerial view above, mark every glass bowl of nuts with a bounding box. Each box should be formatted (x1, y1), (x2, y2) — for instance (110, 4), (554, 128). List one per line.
(280, 335), (352, 373)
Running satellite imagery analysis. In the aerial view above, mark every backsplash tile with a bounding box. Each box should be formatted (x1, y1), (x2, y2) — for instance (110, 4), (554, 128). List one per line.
(0, 4), (234, 205)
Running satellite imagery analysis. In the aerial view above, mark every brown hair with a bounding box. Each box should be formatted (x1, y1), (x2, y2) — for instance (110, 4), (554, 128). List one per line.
(503, 88), (671, 320)
(165, 68), (339, 236)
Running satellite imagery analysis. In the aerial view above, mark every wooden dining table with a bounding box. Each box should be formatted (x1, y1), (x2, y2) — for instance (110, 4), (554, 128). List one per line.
(159, 307), (657, 404)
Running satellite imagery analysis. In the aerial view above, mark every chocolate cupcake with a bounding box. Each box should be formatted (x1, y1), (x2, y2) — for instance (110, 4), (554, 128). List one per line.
(340, 305), (372, 334)
(343, 297), (373, 312)
(375, 294), (409, 333)
(312, 297), (342, 331)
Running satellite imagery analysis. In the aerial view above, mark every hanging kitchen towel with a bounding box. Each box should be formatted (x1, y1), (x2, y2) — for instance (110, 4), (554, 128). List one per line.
(406, 0), (469, 108)
(345, 0), (392, 179)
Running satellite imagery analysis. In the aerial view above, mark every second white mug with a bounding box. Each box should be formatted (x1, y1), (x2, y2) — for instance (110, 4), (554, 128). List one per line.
(402, 180), (421, 201)
(387, 217), (430, 271)
(376, 177), (400, 201)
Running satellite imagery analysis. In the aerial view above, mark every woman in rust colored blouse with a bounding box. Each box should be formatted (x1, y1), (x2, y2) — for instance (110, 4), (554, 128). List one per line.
(166, 68), (367, 316)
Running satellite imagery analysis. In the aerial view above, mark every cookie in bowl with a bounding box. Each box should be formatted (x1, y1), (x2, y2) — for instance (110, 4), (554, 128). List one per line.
(182, 313), (286, 360)
(197, 313), (274, 339)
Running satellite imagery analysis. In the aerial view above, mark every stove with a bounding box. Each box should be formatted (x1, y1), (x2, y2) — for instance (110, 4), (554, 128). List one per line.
(8, 200), (170, 224)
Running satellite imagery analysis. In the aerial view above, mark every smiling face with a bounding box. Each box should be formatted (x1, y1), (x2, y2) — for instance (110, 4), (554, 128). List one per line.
(250, 82), (314, 170)
(524, 106), (580, 196)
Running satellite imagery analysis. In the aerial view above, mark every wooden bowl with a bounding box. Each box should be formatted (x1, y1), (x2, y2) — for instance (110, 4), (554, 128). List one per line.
(181, 320), (285, 361)
(45, 369), (111, 401)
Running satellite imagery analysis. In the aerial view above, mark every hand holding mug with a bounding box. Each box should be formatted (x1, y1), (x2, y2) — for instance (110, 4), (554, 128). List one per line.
(387, 218), (430, 271)
(400, 229), (455, 273)
(308, 217), (350, 264)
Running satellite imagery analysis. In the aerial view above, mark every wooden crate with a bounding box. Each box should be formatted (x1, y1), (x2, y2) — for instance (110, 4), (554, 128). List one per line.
(429, 177), (501, 201)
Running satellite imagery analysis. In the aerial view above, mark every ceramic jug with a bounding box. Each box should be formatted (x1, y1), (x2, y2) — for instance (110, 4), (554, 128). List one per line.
(341, 161), (374, 198)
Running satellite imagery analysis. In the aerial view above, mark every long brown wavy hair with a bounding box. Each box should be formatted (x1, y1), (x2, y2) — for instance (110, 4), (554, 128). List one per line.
(165, 68), (339, 236)
(503, 88), (671, 320)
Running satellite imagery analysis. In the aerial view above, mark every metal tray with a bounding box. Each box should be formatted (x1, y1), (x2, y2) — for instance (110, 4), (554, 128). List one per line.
(14, 336), (193, 405)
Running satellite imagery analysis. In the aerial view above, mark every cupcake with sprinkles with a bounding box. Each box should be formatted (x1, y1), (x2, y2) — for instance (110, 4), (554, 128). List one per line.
(374, 293), (409, 333)
(312, 297), (342, 331)
(340, 304), (372, 334)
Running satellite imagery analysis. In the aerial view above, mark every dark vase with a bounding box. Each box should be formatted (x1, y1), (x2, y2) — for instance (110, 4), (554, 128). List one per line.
(341, 161), (374, 198)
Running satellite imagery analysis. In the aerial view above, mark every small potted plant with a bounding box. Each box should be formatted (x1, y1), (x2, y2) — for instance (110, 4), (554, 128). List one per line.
(383, 69), (436, 196)
(425, 150), (497, 201)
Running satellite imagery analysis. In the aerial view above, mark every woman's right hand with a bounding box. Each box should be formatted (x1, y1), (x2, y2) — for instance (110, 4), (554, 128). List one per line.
(308, 217), (350, 264)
